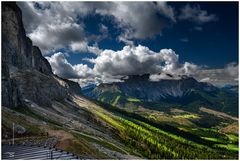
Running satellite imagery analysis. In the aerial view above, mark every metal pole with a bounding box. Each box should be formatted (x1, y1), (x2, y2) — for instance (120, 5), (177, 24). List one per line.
(51, 150), (53, 159)
(12, 123), (14, 145)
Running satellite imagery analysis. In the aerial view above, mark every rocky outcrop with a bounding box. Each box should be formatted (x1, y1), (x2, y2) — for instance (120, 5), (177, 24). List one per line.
(2, 2), (81, 108)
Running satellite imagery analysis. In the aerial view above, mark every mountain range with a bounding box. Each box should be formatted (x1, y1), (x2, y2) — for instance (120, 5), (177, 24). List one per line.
(85, 73), (238, 116)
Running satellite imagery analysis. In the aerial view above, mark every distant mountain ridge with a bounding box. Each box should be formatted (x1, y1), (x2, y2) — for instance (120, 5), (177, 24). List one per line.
(89, 74), (216, 100)
(86, 73), (238, 116)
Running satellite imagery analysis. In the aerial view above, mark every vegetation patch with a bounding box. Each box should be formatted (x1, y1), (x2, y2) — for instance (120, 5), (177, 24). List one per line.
(201, 137), (226, 143)
(173, 114), (200, 119)
(112, 95), (121, 106)
(215, 144), (239, 152)
(226, 134), (238, 143)
(127, 97), (142, 103)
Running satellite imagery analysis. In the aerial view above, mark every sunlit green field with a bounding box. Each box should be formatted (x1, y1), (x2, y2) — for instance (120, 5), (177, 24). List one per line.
(85, 97), (239, 159)
(91, 93), (239, 159)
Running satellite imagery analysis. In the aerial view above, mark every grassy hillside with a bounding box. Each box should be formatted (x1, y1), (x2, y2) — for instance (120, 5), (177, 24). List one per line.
(2, 94), (238, 159)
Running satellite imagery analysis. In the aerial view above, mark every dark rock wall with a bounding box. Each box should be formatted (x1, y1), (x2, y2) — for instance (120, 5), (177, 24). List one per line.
(2, 2), (52, 73)
(32, 46), (52, 75)
(2, 2), (81, 108)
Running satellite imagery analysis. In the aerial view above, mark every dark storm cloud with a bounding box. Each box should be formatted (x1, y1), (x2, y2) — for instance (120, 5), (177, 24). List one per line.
(17, 1), (176, 54)
(18, 2), (218, 55)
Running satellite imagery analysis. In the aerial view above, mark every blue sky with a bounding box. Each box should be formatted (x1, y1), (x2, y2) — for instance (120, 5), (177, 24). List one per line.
(18, 1), (238, 86)
(52, 2), (238, 68)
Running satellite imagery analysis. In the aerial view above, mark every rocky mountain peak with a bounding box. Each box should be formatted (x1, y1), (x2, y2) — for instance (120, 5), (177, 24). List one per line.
(126, 74), (151, 82)
(91, 72), (217, 102)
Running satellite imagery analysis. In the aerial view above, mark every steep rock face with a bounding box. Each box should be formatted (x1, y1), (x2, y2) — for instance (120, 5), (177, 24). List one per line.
(2, 64), (20, 107)
(2, 2), (27, 69)
(1, 2), (81, 108)
(32, 46), (52, 75)
(2, 2), (52, 73)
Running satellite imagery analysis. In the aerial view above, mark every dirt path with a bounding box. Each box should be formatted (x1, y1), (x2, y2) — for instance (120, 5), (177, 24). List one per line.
(47, 129), (74, 149)
(47, 130), (73, 140)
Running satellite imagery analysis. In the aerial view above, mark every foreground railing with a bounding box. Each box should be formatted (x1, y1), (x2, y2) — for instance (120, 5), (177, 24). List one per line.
(2, 144), (82, 160)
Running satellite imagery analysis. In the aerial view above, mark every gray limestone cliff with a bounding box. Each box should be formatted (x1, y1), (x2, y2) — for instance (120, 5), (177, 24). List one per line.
(2, 2), (81, 108)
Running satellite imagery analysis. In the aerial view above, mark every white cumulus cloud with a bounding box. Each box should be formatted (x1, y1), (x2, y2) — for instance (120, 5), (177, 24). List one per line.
(193, 62), (239, 86)
(87, 45), (199, 80)
(70, 41), (103, 55)
(46, 45), (200, 86)
(224, 62), (238, 77)
(29, 23), (85, 54)
(46, 52), (94, 79)
(179, 4), (218, 24)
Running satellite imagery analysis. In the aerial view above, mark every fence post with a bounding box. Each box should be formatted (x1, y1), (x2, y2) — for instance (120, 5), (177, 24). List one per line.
(12, 123), (15, 145)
